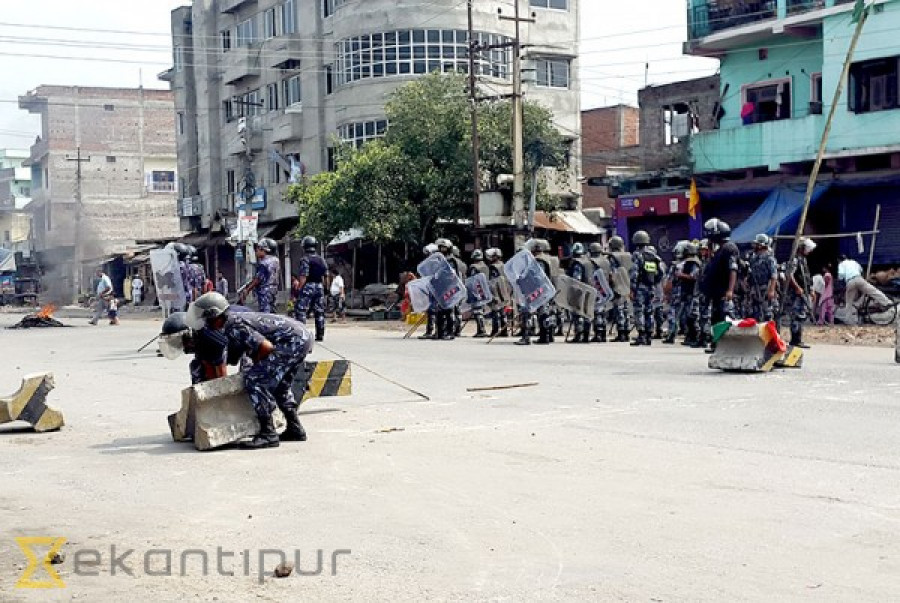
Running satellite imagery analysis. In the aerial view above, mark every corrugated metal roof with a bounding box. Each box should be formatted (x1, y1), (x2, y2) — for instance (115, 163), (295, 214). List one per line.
(533, 211), (603, 235)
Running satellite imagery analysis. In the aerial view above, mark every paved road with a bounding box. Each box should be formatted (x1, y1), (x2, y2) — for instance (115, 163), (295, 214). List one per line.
(1, 314), (899, 601)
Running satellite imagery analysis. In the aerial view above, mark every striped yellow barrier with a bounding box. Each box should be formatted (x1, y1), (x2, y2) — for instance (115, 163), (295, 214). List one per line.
(0, 373), (64, 432)
(296, 360), (352, 403)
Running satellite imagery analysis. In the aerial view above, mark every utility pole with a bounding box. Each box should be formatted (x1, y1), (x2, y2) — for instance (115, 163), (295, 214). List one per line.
(467, 0), (481, 228)
(788, 2), (870, 269)
(499, 0), (534, 246)
(66, 146), (90, 303)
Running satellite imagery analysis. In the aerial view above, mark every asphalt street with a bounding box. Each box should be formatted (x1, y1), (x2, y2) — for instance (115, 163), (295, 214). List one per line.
(1, 313), (900, 601)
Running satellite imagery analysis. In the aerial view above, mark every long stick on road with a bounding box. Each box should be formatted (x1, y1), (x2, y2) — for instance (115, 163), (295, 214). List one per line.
(316, 341), (431, 401)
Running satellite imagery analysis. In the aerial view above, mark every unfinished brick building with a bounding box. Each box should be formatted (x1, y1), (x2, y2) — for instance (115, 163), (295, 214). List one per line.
(19, 85), (182, 295)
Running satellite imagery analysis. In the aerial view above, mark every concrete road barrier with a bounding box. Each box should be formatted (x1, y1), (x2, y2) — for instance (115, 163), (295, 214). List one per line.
(708, 324), (788, 373)
(296, 360), (352, 403)
(0, 373), (64, 432)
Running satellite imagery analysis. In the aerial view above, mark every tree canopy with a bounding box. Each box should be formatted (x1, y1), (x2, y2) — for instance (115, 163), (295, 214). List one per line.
(287, 72), (570, 245)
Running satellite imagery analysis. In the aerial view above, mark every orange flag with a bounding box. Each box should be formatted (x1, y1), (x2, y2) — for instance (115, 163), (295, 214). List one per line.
(688, 178), (700, 220)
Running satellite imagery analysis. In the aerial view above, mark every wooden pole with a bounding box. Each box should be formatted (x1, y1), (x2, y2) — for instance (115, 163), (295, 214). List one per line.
(786, 6), (870, 270)
(866, 203), (881, 279)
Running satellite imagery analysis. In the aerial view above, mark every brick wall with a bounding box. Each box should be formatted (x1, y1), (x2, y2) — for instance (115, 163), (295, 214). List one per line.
(581, 105), (641, 213)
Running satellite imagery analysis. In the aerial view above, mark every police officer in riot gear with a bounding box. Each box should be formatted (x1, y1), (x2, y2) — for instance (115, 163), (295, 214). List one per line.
(606, 236), (633, 342)
(485, 248), (510, 338)
(168, 242), (193, 310)
(662, 241), (687, 344)
(566, 242), (594, 343)
(293, 235), (328, 341)
(748, 234), (779, 322)
(449, 245), (467, 336)
(467, 249), (490, 338)
(588, 242), (612, 343)
(785, 237), (816, 349)
(630, 230), (663, 346)
(699, 218), (740, 352)
(530, 239), (560, 345)
(676, 242), (703, 346)
(418, 243), (440, 340)
(434, 238), (457, 340)
(239, 238), (281, 314)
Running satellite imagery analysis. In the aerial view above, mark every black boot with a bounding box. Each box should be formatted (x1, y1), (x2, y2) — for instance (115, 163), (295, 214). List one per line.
(630, 331), (646, 346)
(241, 415), (280, 449)
(280, 409), (307, 442)
(488, 314), (499, 338)
(790, 326), (810, 349)
(591, 327), (606, 343)
(474, 315), (488, 338)
(515, 314), (531, 345)
(614, 329), (629, 343)
(418, 313), (435, 340)
(663, 332), (676, 344)
(439, 312), (454, 340)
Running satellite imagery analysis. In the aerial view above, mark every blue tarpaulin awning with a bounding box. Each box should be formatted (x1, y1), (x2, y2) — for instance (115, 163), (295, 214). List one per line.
(730, 184), (831, 244)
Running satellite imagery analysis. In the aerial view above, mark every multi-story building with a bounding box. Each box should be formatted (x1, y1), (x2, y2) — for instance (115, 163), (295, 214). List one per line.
(19, 85), (182, 294)
(580, 105), (640, 215)
(686, 0), (900, 264)
(162, 0), (581, 276)
(0, 149), (33, 253)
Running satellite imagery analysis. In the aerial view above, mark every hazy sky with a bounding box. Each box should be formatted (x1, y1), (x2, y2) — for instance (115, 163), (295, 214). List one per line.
(0, 0), (718, 149)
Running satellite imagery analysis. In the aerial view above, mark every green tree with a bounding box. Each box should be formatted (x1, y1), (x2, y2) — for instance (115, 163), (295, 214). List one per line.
(287, 72), (570, 244)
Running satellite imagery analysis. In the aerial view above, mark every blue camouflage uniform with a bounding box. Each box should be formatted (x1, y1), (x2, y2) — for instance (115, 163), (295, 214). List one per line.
(748, 251), (778, 322)
(665, 262), (683, 337)
(630, 247), (662, 336)
(294, 252), (328, 338)
(221, 312), (313, 424)
(786, 255), (812, 343)
(254, 254), (280, 313)
(179, 260), (192, 310)
(190, 262), (207, 297)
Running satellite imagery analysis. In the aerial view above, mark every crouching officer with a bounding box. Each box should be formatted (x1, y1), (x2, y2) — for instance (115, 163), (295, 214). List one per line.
(186, 292), (312, 449)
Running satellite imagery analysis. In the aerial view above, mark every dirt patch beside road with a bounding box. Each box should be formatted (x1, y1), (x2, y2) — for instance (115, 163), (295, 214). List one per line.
(799, 324), (895, 348)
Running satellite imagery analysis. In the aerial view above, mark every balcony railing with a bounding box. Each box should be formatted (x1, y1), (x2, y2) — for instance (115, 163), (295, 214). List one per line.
(689, 1), (777, 39)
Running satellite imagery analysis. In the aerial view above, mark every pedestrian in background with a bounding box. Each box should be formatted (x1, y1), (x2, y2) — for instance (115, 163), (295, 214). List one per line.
(817, 265), (835, 326)
(216, 271), (229, 297)
(132, 274), (144, 305)
(839, 254), (892, 318)
(811, 268), (825, 323)
(329, 267), (346, 323)
(89, 268), (114, 326)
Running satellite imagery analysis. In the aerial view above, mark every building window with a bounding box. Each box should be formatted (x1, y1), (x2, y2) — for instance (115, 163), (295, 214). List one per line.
(242, 89), (262, 116)
(535, 58), (570, 89)
(149, 170), (176, 193)
(177, 112), (185, 136)
(264, 8), (277, 39)
(283, 74), (302, 107)
(236, 16), (257, 47)
(325, 65), (334, 95)
(849, 57), (899, 114)
(266, 83), (280, 111)
(323, 0), (348, 18)
(742, 79), (791, 124)
(174, 46), (184, 72)
(810, 72), (823, 115)
(223, 99), (235, 123)
(662, 104), (697, 145)
(335, 29), (510, 86)
(338, 119), (388, 148)
(226, 169), (236, 194)
(282, 0), (297, 35)
(106, 156), (116, 163)
(326, 147), (337, 172)
(269, 159), (283, 185)
(530, 0), (567, 8)
(221, 29), (232, 52)
(103, 104), (115, 111)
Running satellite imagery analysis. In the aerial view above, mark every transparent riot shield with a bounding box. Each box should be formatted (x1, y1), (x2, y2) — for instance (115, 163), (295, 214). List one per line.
(503, 249), (556, 312)
(406, 277), (434, 313)
(417, 254), (465, 310)
(465, 273), (493, 306)
(553, 274), (598, 319)
(592, 268), (614, 306)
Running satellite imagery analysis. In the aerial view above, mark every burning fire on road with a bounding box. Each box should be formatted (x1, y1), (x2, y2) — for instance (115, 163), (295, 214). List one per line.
(8, 304), (68, 329)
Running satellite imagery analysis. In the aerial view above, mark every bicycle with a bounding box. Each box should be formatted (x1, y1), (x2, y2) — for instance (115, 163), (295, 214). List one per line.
(856, 291), (899, 326)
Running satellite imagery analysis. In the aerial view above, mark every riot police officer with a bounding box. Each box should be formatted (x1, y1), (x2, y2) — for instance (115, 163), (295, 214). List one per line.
(485, 248), (510, 338)
(166, 242), (193, 310)
(699, 219), (740, 352)
(566, 242), (594, 343)
(528, 239), (560, 345)
(630, 231), (663, 346)
(676, 242), (702, 346)
(418, 243), (439, 340)
(434, 238), (457, 340)
(187, 245), (207, 302)
(748, 234), (778, 322)
(240, 237), (280, 314)
(662, 241), (687, 344)
(785, 237), (816, 349)
(293, 235), (328, 341)
(449, 245), (467, 336)
(588, 242), (613, 343)
(467, 249), (490, 338)
(606, 236), (633, 342)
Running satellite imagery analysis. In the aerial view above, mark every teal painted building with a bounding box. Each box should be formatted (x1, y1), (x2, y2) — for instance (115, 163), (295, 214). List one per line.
(685, 0), (900, 264)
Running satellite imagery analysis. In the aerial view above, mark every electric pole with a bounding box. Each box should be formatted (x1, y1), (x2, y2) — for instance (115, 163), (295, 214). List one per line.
(499, 0), (534, 246)
(467, 0), (481, 228)
(66, 146), (90, 303)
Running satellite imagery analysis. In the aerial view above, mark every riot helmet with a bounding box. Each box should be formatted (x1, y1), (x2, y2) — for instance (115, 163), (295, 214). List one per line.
(703, 218), (731, 242)
(571, 242), (586, 257)
(684, 242), (699, 257)
(631, 230), (651, 247)
(256, 238), (277, 255)
(589, 242), (604, 257)
(608, 236), (625, 252)
(185, 292), (230, 330)
(471, 249), (484, 262)
(754, 233), (771, 249)
(301, 236), (318, 253)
